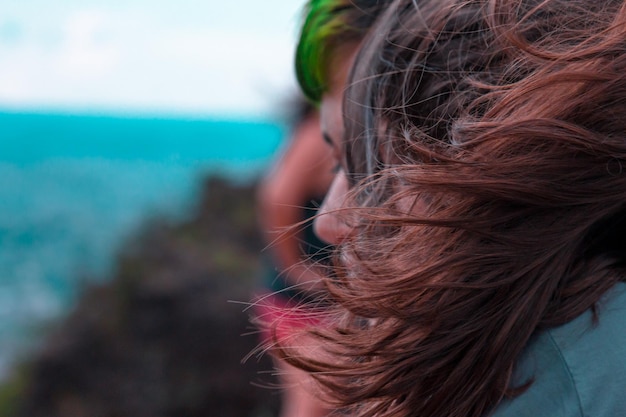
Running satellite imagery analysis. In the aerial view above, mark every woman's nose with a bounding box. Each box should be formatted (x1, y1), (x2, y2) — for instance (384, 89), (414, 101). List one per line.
(314, 171), (353, 245)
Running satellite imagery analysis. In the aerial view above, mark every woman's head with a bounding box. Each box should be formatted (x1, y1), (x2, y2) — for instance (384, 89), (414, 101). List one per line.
(299, 0), (626, 416)
(295, 0), (383, 104)
(294, 0), (389, 241)
(343, 0), (626, 182)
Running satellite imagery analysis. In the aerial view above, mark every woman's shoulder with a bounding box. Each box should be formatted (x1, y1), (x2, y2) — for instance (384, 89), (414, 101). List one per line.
(491, 282), (626, 417)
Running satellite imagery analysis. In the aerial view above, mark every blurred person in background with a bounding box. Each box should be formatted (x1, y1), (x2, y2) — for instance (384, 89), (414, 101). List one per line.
(255, 1), (385, 415)
(256, 96), (333, 417)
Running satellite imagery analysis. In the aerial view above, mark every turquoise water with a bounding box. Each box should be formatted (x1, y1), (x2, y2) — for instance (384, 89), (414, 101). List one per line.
(0, 111), (286, 377)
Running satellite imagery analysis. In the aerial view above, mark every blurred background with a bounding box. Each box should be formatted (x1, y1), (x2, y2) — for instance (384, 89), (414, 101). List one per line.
(0, 1), (307, 415)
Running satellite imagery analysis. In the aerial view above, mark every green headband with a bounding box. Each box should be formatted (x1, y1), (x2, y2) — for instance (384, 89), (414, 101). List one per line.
(295, 0), (354, 104)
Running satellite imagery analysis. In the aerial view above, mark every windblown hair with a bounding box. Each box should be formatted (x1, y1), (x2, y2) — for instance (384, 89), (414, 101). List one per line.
(288, 0), (626, 416)
(295, 0), (383, 103)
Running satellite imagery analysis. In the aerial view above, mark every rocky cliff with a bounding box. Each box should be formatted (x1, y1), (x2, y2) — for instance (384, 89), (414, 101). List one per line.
(4, 176), (280, 417)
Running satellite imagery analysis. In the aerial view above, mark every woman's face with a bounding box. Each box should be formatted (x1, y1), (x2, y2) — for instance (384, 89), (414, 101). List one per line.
(314, 45), (359, 245)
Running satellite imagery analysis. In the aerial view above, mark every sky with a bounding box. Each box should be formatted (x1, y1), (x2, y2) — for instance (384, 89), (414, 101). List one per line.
(0, 0), (307, 119)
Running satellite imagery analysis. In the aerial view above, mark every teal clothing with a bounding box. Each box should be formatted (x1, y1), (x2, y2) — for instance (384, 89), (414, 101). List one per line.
(491, 282), (626, 417)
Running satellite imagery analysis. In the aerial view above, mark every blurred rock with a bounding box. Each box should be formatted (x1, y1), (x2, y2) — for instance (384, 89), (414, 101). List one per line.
(10, 176), (280, 417)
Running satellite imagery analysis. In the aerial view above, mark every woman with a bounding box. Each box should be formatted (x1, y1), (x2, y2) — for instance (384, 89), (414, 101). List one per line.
(287, 0), (626, 415)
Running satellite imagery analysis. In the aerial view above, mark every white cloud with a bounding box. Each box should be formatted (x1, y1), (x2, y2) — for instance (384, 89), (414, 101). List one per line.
(55, 10), (120, 79)
(0, 0), (305, 118)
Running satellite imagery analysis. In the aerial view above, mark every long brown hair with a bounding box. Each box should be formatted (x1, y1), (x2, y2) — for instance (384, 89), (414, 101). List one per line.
(284, 0), (626, 416)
